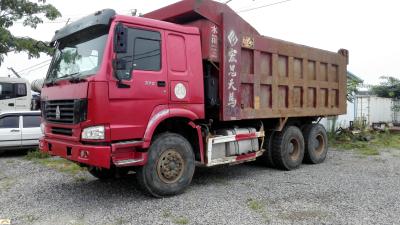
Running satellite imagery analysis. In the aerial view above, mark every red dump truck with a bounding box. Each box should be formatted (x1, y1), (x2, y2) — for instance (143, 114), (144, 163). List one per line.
(39, 0), (348, 197)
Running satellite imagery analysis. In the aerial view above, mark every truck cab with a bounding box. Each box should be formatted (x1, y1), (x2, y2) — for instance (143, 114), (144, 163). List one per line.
(40, 9), (206, 190)
(0, 77), (31, 113)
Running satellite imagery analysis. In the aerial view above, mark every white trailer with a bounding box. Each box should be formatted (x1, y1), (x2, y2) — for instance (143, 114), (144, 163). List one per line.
(355, 95), (393, 125)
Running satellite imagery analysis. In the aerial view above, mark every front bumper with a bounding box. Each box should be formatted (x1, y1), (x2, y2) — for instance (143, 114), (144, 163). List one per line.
(39, 137), (111, 168)
(39, 137), (148, 169)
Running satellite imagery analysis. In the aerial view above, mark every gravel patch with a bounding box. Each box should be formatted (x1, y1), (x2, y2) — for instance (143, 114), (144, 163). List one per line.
(0, 149), (400, 225)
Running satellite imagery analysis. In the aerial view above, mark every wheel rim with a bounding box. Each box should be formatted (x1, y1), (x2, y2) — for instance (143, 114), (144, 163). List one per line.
(288, 138), (300, 161)
(314, 134), (325, 156)
(157, 149), (185, 184)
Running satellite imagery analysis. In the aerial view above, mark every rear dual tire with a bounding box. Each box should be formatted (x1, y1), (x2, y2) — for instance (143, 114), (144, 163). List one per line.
(271, 126), (305, 170)
(302, 124), (328, 164)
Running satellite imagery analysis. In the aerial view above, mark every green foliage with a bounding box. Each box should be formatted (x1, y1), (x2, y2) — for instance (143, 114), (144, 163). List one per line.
(0, 0), (61, 65)
(25, 149), (83, 175)
(330, 130), (400, 156)
(372, 76), (400, 99)
(347, 78), (362, 103)
(25, 148), (50, 159)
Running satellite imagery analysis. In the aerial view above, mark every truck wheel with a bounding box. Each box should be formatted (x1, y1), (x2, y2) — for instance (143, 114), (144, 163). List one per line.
(258, 131), (276, 168)
(137, 133), (195, 197)
(303, 124), (328, 164)
(87, 167), (116, 180)
(271, 126), (305, 170)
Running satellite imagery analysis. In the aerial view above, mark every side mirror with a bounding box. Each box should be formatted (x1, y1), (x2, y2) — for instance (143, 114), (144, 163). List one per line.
(114, 23), (127, 53)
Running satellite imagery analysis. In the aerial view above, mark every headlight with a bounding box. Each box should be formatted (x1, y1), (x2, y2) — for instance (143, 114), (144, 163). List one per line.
(81, 126), (105, 140)
(40, 123), (45, 134)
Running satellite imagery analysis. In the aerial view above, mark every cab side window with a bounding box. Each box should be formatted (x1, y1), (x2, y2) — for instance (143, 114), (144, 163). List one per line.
(0, 83), (27, 100)
(16, 83), (27, 97)
(0, 116), (19, 128)
(117, 28), (161, 79)
(0, 83), (14, 100)
(133, 37), (161, 71)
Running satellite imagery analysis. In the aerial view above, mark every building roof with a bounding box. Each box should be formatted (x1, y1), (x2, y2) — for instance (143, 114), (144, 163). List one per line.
(347, 71), (363, 83)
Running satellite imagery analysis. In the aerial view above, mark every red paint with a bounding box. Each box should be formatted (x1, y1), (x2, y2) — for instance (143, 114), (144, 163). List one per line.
(40, 137), (112, 168)
(235, 133), (257, 141)
(236, 152), (257, 161)
(188, 121), (205, 164)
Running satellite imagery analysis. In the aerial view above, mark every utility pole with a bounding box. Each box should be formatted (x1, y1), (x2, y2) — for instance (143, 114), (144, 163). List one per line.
(7, 67), (21, 78)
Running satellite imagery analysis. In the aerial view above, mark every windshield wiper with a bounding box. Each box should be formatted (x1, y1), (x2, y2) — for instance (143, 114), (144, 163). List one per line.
(58, 72), (80, 80)
(56, 72), (86, 83)
(45, 78), (58, 87)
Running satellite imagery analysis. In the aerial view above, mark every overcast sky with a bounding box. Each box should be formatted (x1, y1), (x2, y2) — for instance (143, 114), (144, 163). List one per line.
(1, 0), (399, 85)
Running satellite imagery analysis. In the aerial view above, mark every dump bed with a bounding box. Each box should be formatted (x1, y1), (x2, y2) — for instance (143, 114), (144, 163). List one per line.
(145, 0), (348, 121)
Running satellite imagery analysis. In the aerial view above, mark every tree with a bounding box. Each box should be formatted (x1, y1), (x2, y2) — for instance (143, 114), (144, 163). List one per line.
(347, 77), (363, 103)
(372, 76), (400, 99)
(0, 0), (61, 66)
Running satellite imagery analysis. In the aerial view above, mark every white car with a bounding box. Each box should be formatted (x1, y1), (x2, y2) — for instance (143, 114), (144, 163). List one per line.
(0, 111), (42, 154)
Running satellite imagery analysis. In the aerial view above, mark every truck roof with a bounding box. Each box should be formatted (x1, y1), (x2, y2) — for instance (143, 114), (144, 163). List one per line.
(114, 15), (200, 35)
(0, 77), (29, 83)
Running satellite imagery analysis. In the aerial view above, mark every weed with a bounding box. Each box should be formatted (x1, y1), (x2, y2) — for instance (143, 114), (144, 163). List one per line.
(74, 176), (87, 182)
(173, 216), (189, 225)
(25, 150), (84, 175)
(114, 218), (127, 225)
(162, 210), (172, 218)
(25, 149), (50, 160)
(247, 198), (264, 213)
(6, 159), (15, 164)
(24, 215), (39, 223)
(330, 131), (400, 155)
(279, 210), (329, 221)
(0, 177), (15, 191)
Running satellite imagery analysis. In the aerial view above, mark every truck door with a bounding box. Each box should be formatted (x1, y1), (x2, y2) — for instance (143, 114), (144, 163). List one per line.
(108, 26), (168, 140)
(165, 31), (204, 110)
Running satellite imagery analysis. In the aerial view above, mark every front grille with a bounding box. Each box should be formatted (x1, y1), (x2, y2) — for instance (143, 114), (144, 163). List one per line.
(52, 127), (73, 136)
(44, 99), (87, 124)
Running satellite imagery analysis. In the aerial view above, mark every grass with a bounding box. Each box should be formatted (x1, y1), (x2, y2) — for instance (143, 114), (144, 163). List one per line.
(330, 131), (400, 156)
(278, 210), (329, 221)
(173, 217), (189, 225)
(161, 210), (189, 225)
(0, 177), (16, 191)
(25, 149), (84, 175)
(246, 198), (271, 223)
(162, 210), (172, 218)
(247, 198), (264, 212)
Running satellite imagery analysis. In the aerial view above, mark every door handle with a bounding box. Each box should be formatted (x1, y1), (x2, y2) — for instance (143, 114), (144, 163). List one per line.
(157, 81), (166, 87)
(10, 129), (20, 132)
(8, 103), (14, 107)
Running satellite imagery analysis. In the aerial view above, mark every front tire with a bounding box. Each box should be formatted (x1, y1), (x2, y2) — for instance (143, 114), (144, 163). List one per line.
(137, 133), (195, 197)
(271, 126), (305, 170)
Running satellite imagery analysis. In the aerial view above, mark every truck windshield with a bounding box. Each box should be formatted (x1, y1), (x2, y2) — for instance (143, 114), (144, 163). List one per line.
(46, 29), (108, 82)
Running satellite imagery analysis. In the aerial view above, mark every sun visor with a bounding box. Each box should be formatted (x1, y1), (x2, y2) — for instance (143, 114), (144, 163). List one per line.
(51, 9), (115, 44)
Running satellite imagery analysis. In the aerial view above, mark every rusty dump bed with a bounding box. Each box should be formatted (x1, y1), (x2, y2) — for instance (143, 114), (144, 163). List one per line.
(145, 0), (348, 121)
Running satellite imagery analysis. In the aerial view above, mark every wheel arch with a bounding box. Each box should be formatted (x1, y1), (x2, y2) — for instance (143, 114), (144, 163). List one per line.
(143, 107), (203, 162)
